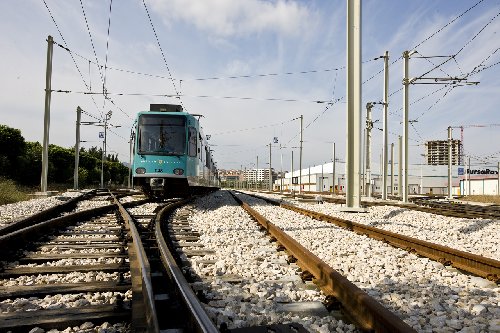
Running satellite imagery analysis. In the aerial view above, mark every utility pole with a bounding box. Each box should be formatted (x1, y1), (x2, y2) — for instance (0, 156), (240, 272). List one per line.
(291, 150), (294, 193)
(268, 143), (272, 191)
(382, 50), (389, 200)
(41, 35), (54, 193)
(390, 143), (394, 196)
(128, 129), (134, 188)
(280, 147), (283, 194)
(497, 161), (499, 196)
(468, 156), (471, 195)
(365, 103), (373, 197)
(256, 155), (259, 190)
(74, 106), (82, 190)
(101, 111), (112, 188)
(321, 163), (324, 192)
(448, 126), (453, 199)
(398, 135), (402, 198)
(299, 115), (303, 194)
(345, 0), (362, 209)
(402, 50), (413, 203)
(332, 142), (336, 195)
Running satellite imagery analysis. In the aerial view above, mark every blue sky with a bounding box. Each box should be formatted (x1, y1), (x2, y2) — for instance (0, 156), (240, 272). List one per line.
(1, 0), (499, 173)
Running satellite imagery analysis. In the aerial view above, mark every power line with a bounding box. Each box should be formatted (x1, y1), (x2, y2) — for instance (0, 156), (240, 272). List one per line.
(51, 88), (335, 103)
(142, 0), (183, 109)
(103, 0), (113, 99)
(211, 117), (300, 136)
(416, 9), (500, 80)
(41, 0), (103, 119)
(363, 0), (486, 85)
(79, 0), (106, 116)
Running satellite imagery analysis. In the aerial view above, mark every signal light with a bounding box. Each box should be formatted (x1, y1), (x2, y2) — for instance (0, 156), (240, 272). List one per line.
(135, 167), (146, 174)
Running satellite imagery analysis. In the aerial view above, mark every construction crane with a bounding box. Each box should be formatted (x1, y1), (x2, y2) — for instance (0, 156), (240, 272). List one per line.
(451, 124), (500, 145)
(450, 124), (500, 163)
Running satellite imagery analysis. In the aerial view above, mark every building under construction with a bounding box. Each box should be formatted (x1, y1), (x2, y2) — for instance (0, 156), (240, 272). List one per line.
(425, 140), (463, 165)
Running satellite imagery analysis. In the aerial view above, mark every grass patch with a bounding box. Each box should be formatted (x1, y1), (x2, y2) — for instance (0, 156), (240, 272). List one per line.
(0, 178), (30, 205)
(461, 195), (500, 205)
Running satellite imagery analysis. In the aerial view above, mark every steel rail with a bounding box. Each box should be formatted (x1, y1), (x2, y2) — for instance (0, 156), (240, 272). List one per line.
(246, 192), (500, 283)
(113, 194), (159, 333)
(230, 191), (416, 333)
(155, 198), (220, 333)
(0, 190), (98, 236)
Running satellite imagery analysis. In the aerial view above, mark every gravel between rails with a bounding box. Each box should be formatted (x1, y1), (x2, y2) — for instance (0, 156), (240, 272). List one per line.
(237, 192), (500, 333)
(253, 192), (500, 261)
(0, 202), (134, 333)
(0, 191), (85, 227)
(180, 190), (357, 333)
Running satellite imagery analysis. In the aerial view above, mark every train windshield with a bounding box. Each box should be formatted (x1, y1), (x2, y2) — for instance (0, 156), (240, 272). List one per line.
(138, 115), (186, 155)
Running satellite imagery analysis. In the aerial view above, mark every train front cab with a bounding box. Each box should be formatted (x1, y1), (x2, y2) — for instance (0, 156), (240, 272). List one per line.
(132, 110), (198, 197)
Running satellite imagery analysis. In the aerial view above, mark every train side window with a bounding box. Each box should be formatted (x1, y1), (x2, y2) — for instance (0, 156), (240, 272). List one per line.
(188, 127), (197, 157)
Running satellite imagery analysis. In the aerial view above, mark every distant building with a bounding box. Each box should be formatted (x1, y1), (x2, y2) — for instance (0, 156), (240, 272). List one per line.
(425, 140), (463, 165)
(244, 168), (276, 185)
(218, 169), (244, 182)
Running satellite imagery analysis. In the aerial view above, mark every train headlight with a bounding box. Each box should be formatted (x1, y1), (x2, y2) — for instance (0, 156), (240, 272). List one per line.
(135, 167), (146, 174)
(173, 168), (184, 175)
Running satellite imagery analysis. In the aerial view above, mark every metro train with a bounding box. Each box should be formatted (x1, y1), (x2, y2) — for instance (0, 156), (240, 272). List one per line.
(132, 104), (219, 197)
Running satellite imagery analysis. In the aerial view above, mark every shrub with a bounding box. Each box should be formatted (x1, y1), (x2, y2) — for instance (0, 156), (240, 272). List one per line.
(0, 178), (29, 205)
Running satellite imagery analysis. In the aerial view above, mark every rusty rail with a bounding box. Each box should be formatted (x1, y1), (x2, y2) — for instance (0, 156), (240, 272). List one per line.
(230, 191), (416, 333)
(244, 192), (500, 283)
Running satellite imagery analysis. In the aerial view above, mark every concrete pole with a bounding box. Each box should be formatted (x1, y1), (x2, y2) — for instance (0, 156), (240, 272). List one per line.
(256, 155), (258, 190)
(390, 143), (394, 196)
(345, 0), (362, 208)
(299, 115), (303, 194)
(497, 161), (499, 196)
(74, 106), (82, 190)
(291, 150), (294, 193)
(41, 35), (54, 193)
(402, 50), (410, 203)
(308, 166), (311, 192)
(398, 135), (402, 198)
(128, 129), (133, 188)
(448, 127), (453, 199)
(269, 143), (272, 191)
(332, 142), (336, 194)
(280, 148), (283, 194)
(382, 50), (389, 200)
(468, 156), (471, 195)
(365, 103), (373, 197)
(101, 120), (106, 188)
(321, 163), (324, 192)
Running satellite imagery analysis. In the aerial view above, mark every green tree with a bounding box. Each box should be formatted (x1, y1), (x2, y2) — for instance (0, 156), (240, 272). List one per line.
(0, 125), (26, 179)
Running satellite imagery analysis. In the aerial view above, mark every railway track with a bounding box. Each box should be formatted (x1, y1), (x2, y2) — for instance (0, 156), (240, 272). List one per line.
(245, 191), (500, 282)
(0, 189), (221, 332)
(0, 192), (133, 332)
(233, 190), (499, 332)
(274, 190), (500, 220)
(229, 191), (415, 333)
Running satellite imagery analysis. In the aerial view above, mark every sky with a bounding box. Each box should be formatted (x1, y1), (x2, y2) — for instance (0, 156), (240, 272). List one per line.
(1, 0), (499, 175)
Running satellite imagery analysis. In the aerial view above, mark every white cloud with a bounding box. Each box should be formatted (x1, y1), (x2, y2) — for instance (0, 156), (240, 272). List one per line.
(149, 0), (314, 37)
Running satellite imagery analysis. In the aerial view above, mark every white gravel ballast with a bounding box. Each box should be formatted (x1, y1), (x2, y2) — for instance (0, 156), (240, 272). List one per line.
(179, 190), (357, 333)
(236, 192), (500, 333)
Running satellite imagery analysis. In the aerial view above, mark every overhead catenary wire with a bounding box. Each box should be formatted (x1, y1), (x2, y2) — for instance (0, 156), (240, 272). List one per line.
(415, 9), (500, 80)
(142, 0), (184, 109)
(102, 0), (114, 101)
(364, 0), (486, 86)
(50, 88), (336, 104)
(41, 0), (103, 119)
(79, 0), (106, 116)
(211, 117), (301, 136)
